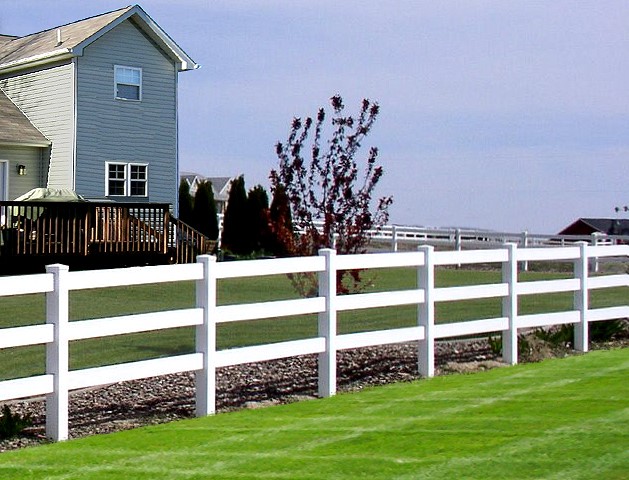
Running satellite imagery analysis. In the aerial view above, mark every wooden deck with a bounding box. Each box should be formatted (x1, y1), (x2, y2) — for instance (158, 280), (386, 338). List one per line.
(0, 201), (215, 273)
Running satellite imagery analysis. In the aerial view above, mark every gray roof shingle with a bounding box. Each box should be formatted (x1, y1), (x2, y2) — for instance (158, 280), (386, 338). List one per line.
(0, 90), (50, 147)
(0, 7), (132, 69)
(0, 5), (197, 72)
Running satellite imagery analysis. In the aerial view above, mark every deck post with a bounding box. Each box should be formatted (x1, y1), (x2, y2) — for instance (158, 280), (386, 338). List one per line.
(501, 243), (518, 365)
(162, 208), (169, 254)
(45, 263), (70, 441)
(574, 242), (589, 352)
(418, 245), (435, 377)
(318, 248), (337, 397)
(195, 255), (217, 416)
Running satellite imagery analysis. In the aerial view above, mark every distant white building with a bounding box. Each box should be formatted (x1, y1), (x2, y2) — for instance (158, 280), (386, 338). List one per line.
(180, 172), (233, 214)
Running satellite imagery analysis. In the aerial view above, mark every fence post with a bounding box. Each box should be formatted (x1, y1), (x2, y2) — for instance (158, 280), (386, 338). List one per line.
(331, 233), (338, 249)
(574, 242), (589, 352)
(501, 243), (518, 365)
(417, 245), (435, 377)
(520, 230), (529, 272)
(195, 255), (217, 416)
(318, 249), (337, 397)
(45, 264), (70, 441)
(590, 233), (601, 273)
(391, 225), (398, 252)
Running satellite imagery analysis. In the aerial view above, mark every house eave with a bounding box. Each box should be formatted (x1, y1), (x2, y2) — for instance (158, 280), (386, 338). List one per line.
(0, 139), (52, 148)
(0, 49), (74, 74)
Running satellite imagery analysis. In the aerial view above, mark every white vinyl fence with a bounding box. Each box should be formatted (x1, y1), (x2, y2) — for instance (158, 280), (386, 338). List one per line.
(314, 221), (629, 271)
(1, 243), (628, 442)
(381, 225), (623, 251)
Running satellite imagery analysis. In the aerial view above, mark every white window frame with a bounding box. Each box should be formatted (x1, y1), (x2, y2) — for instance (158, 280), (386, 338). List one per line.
(105, 162), (148, 197)
(0, 160), (8, 201)
(114, 65), (142, 101)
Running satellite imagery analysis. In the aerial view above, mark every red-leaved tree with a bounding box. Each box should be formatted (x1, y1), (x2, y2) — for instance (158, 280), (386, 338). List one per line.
(270, 95), (392, 294)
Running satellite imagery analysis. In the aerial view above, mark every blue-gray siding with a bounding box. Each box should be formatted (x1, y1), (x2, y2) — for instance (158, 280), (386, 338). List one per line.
(75, 20), (178, 206)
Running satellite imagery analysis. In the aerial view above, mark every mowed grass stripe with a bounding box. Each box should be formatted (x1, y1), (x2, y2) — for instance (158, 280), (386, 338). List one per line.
(1, 348), (627, 479)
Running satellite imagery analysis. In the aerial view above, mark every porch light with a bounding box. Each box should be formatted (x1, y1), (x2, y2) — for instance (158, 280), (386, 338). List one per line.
(17, 164), (26, 176)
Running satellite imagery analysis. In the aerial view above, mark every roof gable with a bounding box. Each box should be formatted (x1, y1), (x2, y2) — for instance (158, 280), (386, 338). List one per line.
(0, 90), (50, 147)
(580, 218), (629, 235)
(0, 5), (198, 73)
(180, 173), (234, 201)
(559, 218), (629, 236)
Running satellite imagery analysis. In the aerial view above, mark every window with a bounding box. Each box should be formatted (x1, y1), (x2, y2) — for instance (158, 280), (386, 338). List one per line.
(106, 162), (148, 197)
(107, 163), (126, 196)
(129, 164), (147, 196)
(114, 65), (142, 101)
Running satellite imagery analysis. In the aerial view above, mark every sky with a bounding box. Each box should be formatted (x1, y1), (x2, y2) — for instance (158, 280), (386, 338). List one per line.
(2, 1), (628, 234)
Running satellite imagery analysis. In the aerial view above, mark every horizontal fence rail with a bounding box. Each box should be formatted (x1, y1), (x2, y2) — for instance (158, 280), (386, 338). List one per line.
(0, 243), (627, 441)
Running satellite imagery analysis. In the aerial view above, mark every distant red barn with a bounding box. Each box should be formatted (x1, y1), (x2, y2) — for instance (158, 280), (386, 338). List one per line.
(559, 218), (629, 236)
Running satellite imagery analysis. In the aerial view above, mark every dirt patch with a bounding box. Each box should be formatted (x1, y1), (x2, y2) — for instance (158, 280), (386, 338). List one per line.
(441, 360), (507, 374)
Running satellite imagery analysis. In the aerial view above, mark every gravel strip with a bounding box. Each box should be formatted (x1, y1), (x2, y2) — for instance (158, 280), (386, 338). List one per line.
(3, 335), (626, 452)
(0, 340), (495, 451)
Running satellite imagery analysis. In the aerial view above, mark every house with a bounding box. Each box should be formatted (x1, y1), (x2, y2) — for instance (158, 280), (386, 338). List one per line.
(0, 5), (198, 211)
(559, 218), (629, 237)
(180, 172), (234, 214)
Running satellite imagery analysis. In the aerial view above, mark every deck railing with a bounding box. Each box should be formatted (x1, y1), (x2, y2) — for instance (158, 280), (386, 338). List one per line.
(0, 243), (627, 441)
(0, 201), (171, 259)
(169, 217), (216, 264)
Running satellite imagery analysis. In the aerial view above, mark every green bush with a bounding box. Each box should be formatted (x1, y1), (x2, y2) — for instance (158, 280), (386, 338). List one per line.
(487, 333), (530, 357)
(590, 319), (628, 342)
(534, 319), (628, 347)
(534, 324), (574, 348)
(488, 335), (502, 356)
(0, 405), (31, 440)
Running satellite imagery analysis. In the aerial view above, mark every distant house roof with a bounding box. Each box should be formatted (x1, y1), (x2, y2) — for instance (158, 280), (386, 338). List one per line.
(180, 172), (233, 202)
(0, 90), (50, 147)
(0, 4), (198, 74)
(559, 218), (629, 236)
(205, 177), (232, 199)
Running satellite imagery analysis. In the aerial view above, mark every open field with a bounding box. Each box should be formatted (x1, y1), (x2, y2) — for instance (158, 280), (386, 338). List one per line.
(0, 348), (627, 479)
(0, 267), (627, 380)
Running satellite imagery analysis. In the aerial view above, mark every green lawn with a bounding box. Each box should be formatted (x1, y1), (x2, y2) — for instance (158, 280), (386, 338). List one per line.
(0, 267), (627, 380)
(0, 348), (627, 479)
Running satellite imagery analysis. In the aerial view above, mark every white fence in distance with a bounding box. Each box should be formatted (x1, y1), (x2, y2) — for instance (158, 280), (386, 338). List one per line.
(381, 225), (625, 250)
(0, 243), (628, 442)
(315, 221), (629, 271)
(311, 221), (629, 250)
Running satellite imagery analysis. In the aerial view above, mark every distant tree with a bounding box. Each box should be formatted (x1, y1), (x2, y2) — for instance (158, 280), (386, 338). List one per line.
(247, 185), (271, 254)
(178, 179), (194, 225)
(270, 95), (392, 293)
(268, 184), (295, 257)
(192, 180), (219, 240)
(221, 175), (250, 255)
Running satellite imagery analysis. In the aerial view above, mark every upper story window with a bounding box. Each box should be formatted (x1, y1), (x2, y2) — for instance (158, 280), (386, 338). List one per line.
(114, 65), (142, 101)
(106, 162), (148, 197)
